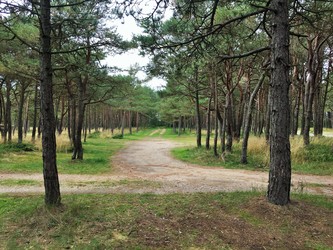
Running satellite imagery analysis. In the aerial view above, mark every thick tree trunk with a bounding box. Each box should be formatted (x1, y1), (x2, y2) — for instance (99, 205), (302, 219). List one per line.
(267, 0), (291, 206)
(241, 72), (266, 164)
(40, 0), (61, 206)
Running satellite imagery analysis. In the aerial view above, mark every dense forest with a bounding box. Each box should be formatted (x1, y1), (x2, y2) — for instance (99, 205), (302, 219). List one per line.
(0, 0), (332, 206)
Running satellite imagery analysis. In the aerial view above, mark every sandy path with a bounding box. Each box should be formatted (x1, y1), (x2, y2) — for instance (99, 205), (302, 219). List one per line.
(112, 138), (333, 195)
(0, 137), (332, 195)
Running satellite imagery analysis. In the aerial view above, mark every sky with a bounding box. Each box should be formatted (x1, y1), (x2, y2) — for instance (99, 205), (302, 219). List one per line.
(102, 15), (167, 90)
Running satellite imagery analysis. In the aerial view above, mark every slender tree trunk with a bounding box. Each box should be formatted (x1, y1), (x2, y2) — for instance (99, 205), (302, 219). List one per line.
(5, 80), (12, 143)
(267, 0), (291, 206)
(57, 95), (65, 135)
(265, 88), (271, 144)
(194, 66), (202, 147)
(24, 96), (30, 138)
(178, 115), (182, 136)
(32, 81), (39, 142)
(136, 111), (139, 132)
(17, 84), (25, 144)
(121, 110), (126, 137)
(72, 77), (86, 160)
(206, 98), (212, 149)
(225, 93), (233, 152)
(241, 72), (266, 164)
(129, 111), (132, 135)
(40, 0), (61, 206)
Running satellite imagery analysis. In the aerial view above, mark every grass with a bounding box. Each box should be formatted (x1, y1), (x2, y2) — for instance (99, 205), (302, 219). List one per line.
(0, 128), (156, 175)
(0, 192), (332, 249)
(0, 127), (332, 176)
(0, 179), (42, 186)
(67, 179), (162, 189)
(169, 129), (333, 175)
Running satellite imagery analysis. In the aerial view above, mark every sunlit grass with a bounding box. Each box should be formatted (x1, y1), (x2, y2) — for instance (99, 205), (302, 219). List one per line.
(0, 128), (154, 174)
(0, 179), (42, 186)
(170, 129), (333, 175)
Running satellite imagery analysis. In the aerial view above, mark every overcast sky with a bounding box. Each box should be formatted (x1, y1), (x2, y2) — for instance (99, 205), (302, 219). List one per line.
(103, 15), (166, 90)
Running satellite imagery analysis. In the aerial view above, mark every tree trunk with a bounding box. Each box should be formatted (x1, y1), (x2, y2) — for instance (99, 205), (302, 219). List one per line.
(194, 65), (202, 147)
(72, 77), (86, 160)
(40, 0), (61, 206)
(206, 108), (211, 150)
(241, 72), (266, 164)
(32, 81), (39, 142)
(178, 115), (182, 136)
(136, 111), (139, 132)
(129, 111), (132, 135)
(267, 0), (291, 206)
(5, 80), (12, 143)
(225, 93), (233, 152)
(121, 110), (126, 137)
(17, 84), (25, 144)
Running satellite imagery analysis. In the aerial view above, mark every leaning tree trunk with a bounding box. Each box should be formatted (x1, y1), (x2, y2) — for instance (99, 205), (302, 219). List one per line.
(241, 72), (266, 164)
(267, 0), (291, 206)
(40, 0), (61, 206)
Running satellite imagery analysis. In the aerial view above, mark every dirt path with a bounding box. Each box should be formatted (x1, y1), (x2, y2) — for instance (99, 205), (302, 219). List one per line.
(0, 136), (332, 196)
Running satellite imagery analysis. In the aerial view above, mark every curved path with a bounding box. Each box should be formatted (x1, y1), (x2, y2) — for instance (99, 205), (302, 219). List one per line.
(0, 137), (332, 195)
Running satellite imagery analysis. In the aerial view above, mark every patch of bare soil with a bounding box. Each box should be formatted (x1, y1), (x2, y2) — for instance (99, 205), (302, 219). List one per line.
(0, 138), (332, 195)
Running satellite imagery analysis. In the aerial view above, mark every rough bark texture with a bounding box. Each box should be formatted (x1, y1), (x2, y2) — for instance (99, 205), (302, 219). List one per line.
(40, 0), (61, 206)
(267, 0), (291, 206)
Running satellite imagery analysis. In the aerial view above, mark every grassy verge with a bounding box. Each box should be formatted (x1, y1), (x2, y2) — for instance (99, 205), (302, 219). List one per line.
(0, 128), (155, 175)
(0, 192), (332, 249)
(167, 129), (333, 175)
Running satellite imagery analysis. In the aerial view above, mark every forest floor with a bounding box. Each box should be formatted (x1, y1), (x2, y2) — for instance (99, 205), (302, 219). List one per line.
(0, 129), (332, 196)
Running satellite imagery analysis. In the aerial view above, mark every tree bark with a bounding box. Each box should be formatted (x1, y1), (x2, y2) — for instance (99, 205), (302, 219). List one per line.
(267, 0), (291, 206)
(72, 77), (85, 160)
(241, 72), (266, 164)
(40, 0), (61, 206)
(5, 80), (12, 143)
(17, 83), (25, 144)
(32, 81), (39, 142)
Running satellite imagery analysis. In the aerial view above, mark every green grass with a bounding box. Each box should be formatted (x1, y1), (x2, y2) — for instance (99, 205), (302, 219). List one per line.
(169, 130), (333, 175)
(0, 128), (155, 175)
(0, 179), (42, 186)
(0, 192), (332, 249)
